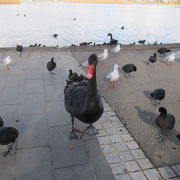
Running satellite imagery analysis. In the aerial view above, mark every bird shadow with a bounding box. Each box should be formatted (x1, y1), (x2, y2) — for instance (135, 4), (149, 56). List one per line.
(143, 90), (152, 100)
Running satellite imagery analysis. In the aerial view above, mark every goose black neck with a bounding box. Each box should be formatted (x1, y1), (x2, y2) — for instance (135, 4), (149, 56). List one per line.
(86, 68), (97, 104)
(109, 34), (112, 40)
(160, 110), (167, 118)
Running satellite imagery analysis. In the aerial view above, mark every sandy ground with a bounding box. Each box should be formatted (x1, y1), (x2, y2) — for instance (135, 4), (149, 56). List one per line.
(71, 45), (180, 167)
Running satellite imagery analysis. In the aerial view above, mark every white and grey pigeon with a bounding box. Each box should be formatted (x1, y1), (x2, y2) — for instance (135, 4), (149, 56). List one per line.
(111, 44), (121, 53)
(98, 49), (108, 64)
(105, 64), (119, 88)
(1, 56), (12, 70)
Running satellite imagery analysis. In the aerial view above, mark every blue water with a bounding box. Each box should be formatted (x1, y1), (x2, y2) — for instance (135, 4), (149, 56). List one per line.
(0, 2), (180, 47)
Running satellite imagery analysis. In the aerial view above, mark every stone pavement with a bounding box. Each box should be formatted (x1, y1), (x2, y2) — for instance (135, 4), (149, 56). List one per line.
(0, 48), (179, 180)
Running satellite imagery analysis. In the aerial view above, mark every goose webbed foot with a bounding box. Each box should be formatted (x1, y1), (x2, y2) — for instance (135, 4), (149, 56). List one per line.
(1, 144), (14, 157)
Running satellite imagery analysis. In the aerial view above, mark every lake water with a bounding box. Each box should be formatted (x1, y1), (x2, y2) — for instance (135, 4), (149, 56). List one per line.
(0, 2), (180, 47)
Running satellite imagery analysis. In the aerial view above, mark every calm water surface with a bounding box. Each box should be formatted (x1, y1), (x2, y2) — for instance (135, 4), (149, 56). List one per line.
(0, 2), (180, 47)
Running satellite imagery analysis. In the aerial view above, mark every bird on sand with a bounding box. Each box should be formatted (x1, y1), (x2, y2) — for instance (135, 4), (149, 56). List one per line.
(146, 53), (157, 64)
(151, 88), (165, 106)
(111, 44), (121, 53)
(0, 127), (19, 157)
(105, 64), (119, 88)
(47, 58), (56, 74)
(155, 107), (175, 143)
(157, 48), (171, 56)
(121, 64), (137, 77)
(1, 56), (12, 70)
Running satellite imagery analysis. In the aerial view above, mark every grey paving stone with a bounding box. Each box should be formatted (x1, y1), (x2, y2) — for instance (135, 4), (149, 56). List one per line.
(55, 163), (96, 180)
(126, 141), (139, 150)
(0, 176), (15, 180)
(45, 101), (70, 126)
(0, 87), (23, 105)
(5, 79), (25, 88)
(113, 142), (128, 152)
(131, 149), (146, 159)
(21, 94), (45, 114)
(98, 136), (111, 145)
(124, 161), (141, 172)
(17, 114), (49, 149)
(15, 147), (53, 180)
(137, 158), (154, 170)
(105, 153), (121, 164)
(103, 122), (114, 129)
(101, 144), (116, 154)
(158, 167), (176, 179)
(110, 163), (127, 175)
(169, 178), (180, 180)
(121, 134), (133, 142)
(172, 165), (180, 176)
(109, 134), (123, 143)
(84, 139), (115, 180)
(143, 169), (161, 180)
(130, 172), (147, 180)
(26, 69), (43, 80)
(43, 72), (62, 85)
(45, 84), (64, 101)
(115, 174), (132, 180)
(49, 126), (88, 168)
(119, 151), (134, 162)
(24, 79), (44, 94)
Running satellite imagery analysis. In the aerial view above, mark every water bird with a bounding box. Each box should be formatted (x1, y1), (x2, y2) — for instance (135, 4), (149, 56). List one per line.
(1, 56), (12, 70)
(53, 34), (58, 38)
(16, 13), (20, 16)
(0, 127), (19, 157)
(38, 44), (41, 47)
(0, 116), (4, 127)
(176, 134), (180, 140)
(157, 48), (171, 56)
(146, 53), (157, 64)
(107, 33), (118, 45)
(162, 53), (175, 66)
(97, 49), (108, 64)
(16, 45), (23, 54)
(156, 107), (175, 143)
(34, 44), (37, 47)
(73, 18), (76, 20)
(121, 64), (137, 77)
(105, 64), (119, 88)
(121, 26), (124, 30)
(79, 42), (92, 46)
(24, 14), (26, 17)
(64, 54), (104, 139)
(47, 58), (56, 74)
(151, 88), (165, 106)
(111, 44), (121, 53)
(138, 40), (145, 45)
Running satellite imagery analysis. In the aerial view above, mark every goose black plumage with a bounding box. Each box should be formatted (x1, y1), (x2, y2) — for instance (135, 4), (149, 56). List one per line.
(47, 58), (56, 74)
(156, 107), (175, 143)
(64, 54), (104, 139)
(157, 48), (171, 56)
(177, 134), (180, 140)
(53, 34), (58, 38)
(16, 45), (23, 53)
(147, 53), (157, 64)
(79, 42), (92, 46)
(151, 88), (165, 106)
(0, 127), (19, 157)
(0, 116), (4, 127)
(122, 64), (137, 77)
(107, 33), (118, 45)
(138, 40), (145, 45)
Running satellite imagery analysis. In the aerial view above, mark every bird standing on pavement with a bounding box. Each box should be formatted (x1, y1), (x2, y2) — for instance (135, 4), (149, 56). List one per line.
(16, 45), (23, 54)
(146, 53), (157, 64)
(97, 49), (108, 64)
(151, 88), (165, 106)
(122, 64), (137, 77)
(47, 58), (56, 74)
(1, 56), (12, 70)
(111, 44), (121, 53)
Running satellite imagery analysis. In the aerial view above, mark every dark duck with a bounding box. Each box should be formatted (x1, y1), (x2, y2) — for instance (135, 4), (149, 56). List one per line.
(151, 88), (165, 106)
(64, 54), (104, 139)
(107, 33), (118, 45)
(122, 64), (137, 77)
(146, 53), (157, 64)
(16, 45), (23, 54)
(156, 107), (175, 143)
(157, 48), (171, 56)
(0, 116), (4, 127)
(47, 58), (56, 75)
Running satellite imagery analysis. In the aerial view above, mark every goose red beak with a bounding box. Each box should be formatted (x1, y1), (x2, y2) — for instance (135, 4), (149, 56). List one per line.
(87, 64), (95, 79)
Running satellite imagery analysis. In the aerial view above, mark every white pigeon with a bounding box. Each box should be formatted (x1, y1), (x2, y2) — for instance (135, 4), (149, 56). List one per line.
(106, 64), (119, 88)
(162, 53), (175, 66)
(1, 56), (12, 70)
(98, 49), (108, 64)
(111, 44), (121, 53)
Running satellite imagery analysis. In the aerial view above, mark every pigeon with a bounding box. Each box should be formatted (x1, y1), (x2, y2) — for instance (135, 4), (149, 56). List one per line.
(151, 88), (165, 106)
(1, 56), (12, 70)
(0, 127), (19, 157)
(105, 64), (119, 88)
(111, 44), (121, 53)
(122, 64), (137, 77)
(47, 58), (56, 74)
(146, 53), (157, 64)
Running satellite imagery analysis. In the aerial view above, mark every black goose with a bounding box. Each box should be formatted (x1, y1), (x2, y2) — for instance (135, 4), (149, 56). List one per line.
(122, 64), (137, 77)
(0, 127), (19, 157)
(138, 40), (145, 45)
(147, 53), (157, 64)
(151, 88), (165, 106)
(107, 33), (118, 45)
(47, 58), (56, 74)
(64, 54), (104, 139)
(0, 116), (4, 127)
(157, 48), (171, 56)
(16, 45), (23, 54)
(156, 107), (175, 143)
